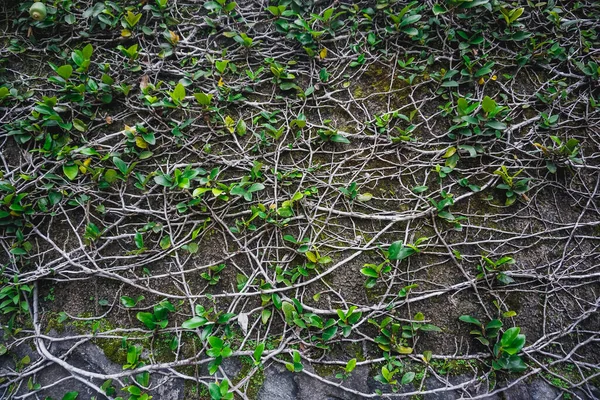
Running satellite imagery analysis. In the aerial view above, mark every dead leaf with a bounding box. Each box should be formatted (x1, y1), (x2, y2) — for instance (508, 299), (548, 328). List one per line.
(140, 75), (149, 91)
(238, 313), (248, 335)
(169, 30), (180, 45)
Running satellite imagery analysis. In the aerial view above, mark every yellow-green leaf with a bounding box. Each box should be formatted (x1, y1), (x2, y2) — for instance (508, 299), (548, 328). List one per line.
(63, 163), (78, 180)
(135, 136), (148, 149)
(57, 65), (73, 80)
(73, 119), (87, 132)
(224, 115), (235, 133)
(443, 147), (456, 158)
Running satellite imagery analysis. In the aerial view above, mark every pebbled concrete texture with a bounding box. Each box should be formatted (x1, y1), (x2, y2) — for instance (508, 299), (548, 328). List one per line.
(258, 364), (299, 400)
(0, 328), (184, 400)
(255, 363), (600, 400)
(3, 329), (598, 400)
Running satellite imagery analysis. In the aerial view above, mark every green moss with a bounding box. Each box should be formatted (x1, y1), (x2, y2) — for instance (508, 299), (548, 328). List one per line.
(43, 314), (146, 366)
(96, 338), (127, 365)
(44, 313), (65, 334)
(540, 360), (600, 388)
(429, 358), (480, 376)
(313, 363), (339, 377)
(346, 342), (366, 362)
(150, 333), (177, 363)
(185, 379), (210, 399)
(353, 85), (364, 98)
(338, 125), (357, 134)
(233, 356), (265, 399)
(364, 286), (381, 303)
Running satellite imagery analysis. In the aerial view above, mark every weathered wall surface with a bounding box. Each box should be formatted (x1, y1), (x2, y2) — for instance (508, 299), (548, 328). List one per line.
(1, 1), (599, 399)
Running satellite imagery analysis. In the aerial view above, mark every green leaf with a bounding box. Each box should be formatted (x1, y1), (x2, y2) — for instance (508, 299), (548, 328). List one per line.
(247, 183), (264, 193)
(475, 336), (490, 346)
(159, 235), (171, 250)
(485, 121), (506, 130)
(458, 145), (477, 157)
(345, 358), (357, 373)
(482, 96), (496, 114)
(511, 31), (531, 41)
(57, 65), (73, 80)
(509, 8), (524, 23)
(322, 325), (337, 341)
(475, 67), (492, 77)
(185, 242), (199, 254)
(401, 371), (415, 385)
(330, 134), (350, 144)
(500, 327), (520, 346)
(459, 315), (481, 326)
(486, 319), (503, 330)
(272, 293), (282, 309)
(62, 392), (79, 400)
(236, 119), (247, 136)
(134, 232), (144, 249)
(11, 247), (27, 255)
(215, 60), (229, 74)
(104, 169), (118, 184)
(182, 316), (208, 329)
(282, 301), (295, 322)
(253, 343), (265, 363)
(208, 336), (224, 349)
(460, 0), (490, 9)
(120, 296), (137, 308)
(208, 382), (221, 399)
(171, 83), (186, 103)
(154, 175), (172, 187)
(420, 324), (442, 332)
(113, 157), (128, 175)
(357, 193), (373, 202)
(81, 44), (93, 59)
(319, 68), (330, 82)
(136, 312), (156, 329)
(505, 354), (527, 372)
(261, 308), (271, 324)
(141, 131), (156, 145)
(279, 82), (297, 91)
(441, 80), (459, 87)
(217, 312), (235, 324)
(360, 267), (378, 278)
(400, 15), (421, 27)
(388, 241), (416, 261)
(412, 185), (428, 193)
(422, 350), (432, 363)
(63, 163), (79, 181)
(72, 51), (84, 67)
(432, 4), (446, 15)
(127, 386), (141, 396)
(73, 119), (87, 132)
(504, 334), (526, 354)
(193, 92), (213, 106)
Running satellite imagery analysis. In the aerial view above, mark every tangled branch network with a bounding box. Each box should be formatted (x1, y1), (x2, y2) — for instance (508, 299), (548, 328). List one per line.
(0, 0), (599, 399)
